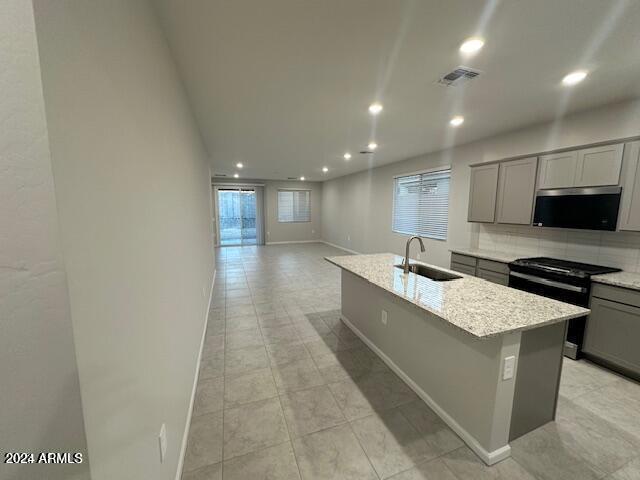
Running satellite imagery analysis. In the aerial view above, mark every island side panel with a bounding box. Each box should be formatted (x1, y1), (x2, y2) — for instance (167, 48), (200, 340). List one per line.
(509, 321), (566, 441)
(488, 332), (521, 452)
(341, 270), (520, 464)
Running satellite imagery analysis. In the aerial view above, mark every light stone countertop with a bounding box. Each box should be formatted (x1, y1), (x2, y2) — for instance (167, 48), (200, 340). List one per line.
(591, 271), (640, 291)
(326, 253), (589, 339)
(449, 247), (522, 264)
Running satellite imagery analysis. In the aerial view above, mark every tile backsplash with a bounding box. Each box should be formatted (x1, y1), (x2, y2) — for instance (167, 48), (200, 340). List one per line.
(477, 224), (640, 272)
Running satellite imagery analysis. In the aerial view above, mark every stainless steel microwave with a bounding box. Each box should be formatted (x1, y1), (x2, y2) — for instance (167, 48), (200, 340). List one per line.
(532, 186), (622, 231)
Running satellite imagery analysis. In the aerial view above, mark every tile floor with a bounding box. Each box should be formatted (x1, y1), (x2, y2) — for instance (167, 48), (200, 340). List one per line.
(182, 242), (640, 480)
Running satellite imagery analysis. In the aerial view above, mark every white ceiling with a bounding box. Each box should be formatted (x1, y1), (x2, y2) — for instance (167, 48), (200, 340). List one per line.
(153, 0), (640, 181)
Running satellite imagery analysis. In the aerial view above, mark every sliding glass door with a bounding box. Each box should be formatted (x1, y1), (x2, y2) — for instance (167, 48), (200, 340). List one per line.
(217, 188), (257, 246)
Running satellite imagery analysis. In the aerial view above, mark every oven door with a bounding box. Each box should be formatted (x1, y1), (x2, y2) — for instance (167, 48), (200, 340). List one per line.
(508, 271), (588, 359)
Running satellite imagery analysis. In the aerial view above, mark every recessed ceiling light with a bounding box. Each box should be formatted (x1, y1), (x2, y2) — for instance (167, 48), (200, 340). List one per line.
(450, 116), (465, 127)
(322, 167), (329, 173)
(233, 173), (239, 178)
(368, 102), (383, 115)
(343, 152), (352, 160)
(459, 37), (484, 55)
(299, 176), (305, 181)
(236, 162), (243, 168)
(562, 70), (588, 86)
(368, 142), (378, 151)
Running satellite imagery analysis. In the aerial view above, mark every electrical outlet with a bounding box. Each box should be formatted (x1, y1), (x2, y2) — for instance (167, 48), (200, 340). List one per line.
(381, 310), (388, 326)
(502, 356), (516, 380)
(158, 423), (167, 463)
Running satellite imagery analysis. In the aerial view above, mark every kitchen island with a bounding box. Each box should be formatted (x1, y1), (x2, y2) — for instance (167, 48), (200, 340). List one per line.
(325, 253), (589, 465)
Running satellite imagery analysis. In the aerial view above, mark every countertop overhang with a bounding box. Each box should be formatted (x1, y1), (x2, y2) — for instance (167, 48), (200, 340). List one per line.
(326, 253), (589, 339)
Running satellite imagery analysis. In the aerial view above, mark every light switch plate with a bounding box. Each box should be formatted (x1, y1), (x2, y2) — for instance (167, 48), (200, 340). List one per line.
(381, 310), (388, 326)
(503, 356), (516, 380)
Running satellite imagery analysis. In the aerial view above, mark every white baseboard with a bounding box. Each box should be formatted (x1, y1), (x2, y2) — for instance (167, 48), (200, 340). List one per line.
(340, 313), (511, 466)
(321, 240), (360, 255)
(266, 240), (322, 245)
(175, 268), (216, 480)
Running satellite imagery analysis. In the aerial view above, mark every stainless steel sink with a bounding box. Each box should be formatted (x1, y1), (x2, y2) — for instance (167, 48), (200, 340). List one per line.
(395, 263), (462, 281)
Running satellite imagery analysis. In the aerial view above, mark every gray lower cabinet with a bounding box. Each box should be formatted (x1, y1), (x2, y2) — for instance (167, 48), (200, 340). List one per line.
(450, 253), (476, 267)
(477, 268), (508, 286)
(451, 262), (476, 276)
(476, 259), (509, 285)
(449, 253), (510, 284)
(450, 253), (477, 276)
(584, 285), (640, 378)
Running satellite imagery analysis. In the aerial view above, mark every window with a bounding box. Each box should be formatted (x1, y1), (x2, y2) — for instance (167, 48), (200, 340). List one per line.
(392, 168), (451, 240)
(278, 189), (311, 222)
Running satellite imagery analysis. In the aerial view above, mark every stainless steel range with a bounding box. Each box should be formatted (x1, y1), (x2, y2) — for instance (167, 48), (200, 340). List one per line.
(508, 257), (620, 359)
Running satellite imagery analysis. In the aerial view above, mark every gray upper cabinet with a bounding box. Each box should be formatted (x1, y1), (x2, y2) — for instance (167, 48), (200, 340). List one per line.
(538, 144), (623, 189)
(537, 151), (577, 189)
(469, 141), (624, 226)
(574, 144), (624, 187)
(468, 163), (499, 223)
(495, 157), (538, 225)
(618, 141), (640, 231)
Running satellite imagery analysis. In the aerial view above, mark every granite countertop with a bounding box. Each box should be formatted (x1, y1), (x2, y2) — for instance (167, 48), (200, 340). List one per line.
(449, 247), (521, 264)
(326, 253), (589, 339)
(451, 247), (640, 292)
(591, 271), (640, 291)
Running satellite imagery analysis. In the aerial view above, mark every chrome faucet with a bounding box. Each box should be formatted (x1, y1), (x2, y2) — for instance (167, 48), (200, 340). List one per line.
(403, 236), (426, 274)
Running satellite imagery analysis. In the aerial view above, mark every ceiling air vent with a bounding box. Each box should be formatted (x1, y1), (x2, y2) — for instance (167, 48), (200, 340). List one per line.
(213, 173), (227, 177)
(437, 66), (481, 87)
(360, 151), (373, 155)
(287, 177), (297, 180)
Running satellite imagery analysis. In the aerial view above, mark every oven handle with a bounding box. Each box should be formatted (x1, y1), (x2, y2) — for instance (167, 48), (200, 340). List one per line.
(509, 271), (586, 293)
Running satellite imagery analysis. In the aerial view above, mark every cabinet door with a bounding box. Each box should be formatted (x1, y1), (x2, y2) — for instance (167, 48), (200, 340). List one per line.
(619, 142), (640, 231)
(574, 144), (623, 187)
(538, 151), (577, 189)
(476, 268), (508, 285)
(468, 164), (499, 223)
(584, 297), (640, 375)
(450, 262), (476, 276)
(496, 157), (537, 225)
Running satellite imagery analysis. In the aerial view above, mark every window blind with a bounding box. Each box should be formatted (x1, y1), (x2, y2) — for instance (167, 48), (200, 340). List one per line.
(278, 189), (311, 222)
(392, 169), (451, 240)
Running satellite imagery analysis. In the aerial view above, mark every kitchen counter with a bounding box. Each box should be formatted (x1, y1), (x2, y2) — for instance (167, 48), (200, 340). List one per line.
(327, 252), (581, 465)
(449, 247), (521, 264)
(592, 271), (640, 291)
(326, 253), (588, 338)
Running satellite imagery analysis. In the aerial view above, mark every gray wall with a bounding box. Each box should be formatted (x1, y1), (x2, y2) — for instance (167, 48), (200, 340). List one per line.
(212, 178), (322, 244)
(0, 1), (89, 479)
(33, 1), (215, 479)
(322, 100), (640, 268)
